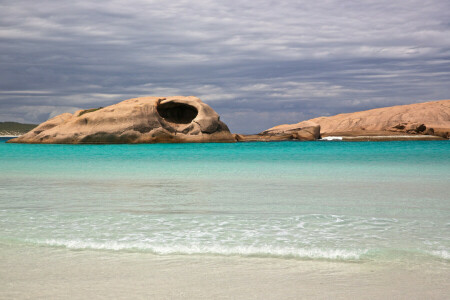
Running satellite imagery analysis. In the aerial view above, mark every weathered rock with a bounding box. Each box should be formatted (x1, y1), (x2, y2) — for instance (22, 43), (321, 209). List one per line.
(260, 120), (321, 141)
(304, 99), (450, 137)
(8, 96), (235, 144)
(256, 99), (450, 141)
(234, 121), (320, 142)
(433, 128), (450, 139)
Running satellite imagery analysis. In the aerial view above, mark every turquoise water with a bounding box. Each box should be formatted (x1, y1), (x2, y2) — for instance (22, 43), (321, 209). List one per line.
(1, 138), (449, 263)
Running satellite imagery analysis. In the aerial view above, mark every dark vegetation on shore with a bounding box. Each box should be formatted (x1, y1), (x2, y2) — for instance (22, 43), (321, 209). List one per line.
(0, 122), (37, 135)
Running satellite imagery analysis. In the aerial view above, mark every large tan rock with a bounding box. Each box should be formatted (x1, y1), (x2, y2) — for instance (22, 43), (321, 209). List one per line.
(8, 96), (235, 144)
(307, 99), (450, 138)
(261, 99), (450, 140)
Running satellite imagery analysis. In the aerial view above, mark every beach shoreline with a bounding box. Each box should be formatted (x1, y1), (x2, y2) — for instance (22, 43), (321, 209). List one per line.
(320, 135), (446, 141)
(1, 244), (449, 300)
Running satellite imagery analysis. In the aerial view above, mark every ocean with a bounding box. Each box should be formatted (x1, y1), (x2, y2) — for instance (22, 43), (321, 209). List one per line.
(1, 138), (449, 298)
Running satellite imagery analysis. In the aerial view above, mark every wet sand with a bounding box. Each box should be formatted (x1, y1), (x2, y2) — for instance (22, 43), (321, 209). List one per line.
(1, 244), (448, 299)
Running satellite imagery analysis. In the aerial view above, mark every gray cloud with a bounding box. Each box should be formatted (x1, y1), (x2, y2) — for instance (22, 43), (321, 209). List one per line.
(1, 0), (449, 133)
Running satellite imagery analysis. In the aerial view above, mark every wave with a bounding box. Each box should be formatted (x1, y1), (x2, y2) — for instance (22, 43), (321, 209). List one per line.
(35, 239), (366, 261)
(320, 136), (343, 141)
(429, 250), (450, 260)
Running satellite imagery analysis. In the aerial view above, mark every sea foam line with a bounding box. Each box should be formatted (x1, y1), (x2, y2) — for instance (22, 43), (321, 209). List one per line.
(429, 250), (450, 260)
(37, 239), (366, 261)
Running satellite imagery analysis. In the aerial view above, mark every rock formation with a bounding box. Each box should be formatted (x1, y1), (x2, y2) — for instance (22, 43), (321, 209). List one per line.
(235, 120), (321, 142)
(8, 96), (235, 144)
(260, 120), (321, 141)
(7, 97), (450, 144)
(263, 99), (450, 140)
(308, 99), (450, 138)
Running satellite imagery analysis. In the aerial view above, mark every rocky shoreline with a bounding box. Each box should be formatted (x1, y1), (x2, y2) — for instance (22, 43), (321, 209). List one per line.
(7, 97), (450, 144)
(249, 99), (449, 142)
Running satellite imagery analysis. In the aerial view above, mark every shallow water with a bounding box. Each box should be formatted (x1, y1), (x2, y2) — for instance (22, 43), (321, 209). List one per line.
(2, 242), (449, 300)
(1, 138), (449, 266)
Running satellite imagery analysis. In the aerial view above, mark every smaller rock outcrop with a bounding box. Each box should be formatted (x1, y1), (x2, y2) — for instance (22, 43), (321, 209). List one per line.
(261, 121), (321, 141)
(8, 96), (235, 144)
(235, 121), (320, 142)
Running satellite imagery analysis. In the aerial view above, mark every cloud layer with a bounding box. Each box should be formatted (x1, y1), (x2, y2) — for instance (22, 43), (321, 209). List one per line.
(1, 0), (449, 133)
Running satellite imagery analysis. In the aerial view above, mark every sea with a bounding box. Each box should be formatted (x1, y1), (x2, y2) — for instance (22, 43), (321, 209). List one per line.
(1, 137), (449, 298)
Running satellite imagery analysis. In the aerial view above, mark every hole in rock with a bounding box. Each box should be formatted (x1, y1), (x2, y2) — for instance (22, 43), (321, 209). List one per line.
(157, 102), (198, 124)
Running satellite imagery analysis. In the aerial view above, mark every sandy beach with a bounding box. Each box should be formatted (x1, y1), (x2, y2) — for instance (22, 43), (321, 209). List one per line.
(1, 244), (449, 300)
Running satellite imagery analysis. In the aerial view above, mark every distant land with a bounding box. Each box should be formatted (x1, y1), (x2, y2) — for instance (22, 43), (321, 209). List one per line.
(301, 99), (450, 138)
(0, 122), (37, 136)
(5, 98), (450, 143)
(259, 99), (450, 141)
(7, 97), (234, 144)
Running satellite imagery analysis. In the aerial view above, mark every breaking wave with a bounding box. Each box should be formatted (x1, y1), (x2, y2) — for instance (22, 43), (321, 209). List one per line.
(35, 239), (366, 261)
(429, 250), (450, 260)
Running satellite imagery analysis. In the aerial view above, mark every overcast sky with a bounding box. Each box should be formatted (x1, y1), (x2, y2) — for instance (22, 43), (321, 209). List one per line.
(1, 0), (449, 133)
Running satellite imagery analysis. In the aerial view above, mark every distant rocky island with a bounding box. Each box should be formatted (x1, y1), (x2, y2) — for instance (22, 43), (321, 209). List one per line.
(8, 96), (235, 144)
(6, 97), (450, 144)
(254, 99), (450, 141)
(0, 122), (37, 137)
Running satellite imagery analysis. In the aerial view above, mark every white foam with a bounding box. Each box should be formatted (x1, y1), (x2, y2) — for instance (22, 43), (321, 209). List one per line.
(320, 136), (343, 141)
(429, 250), (450, 260)
(38, 239), (366, 260)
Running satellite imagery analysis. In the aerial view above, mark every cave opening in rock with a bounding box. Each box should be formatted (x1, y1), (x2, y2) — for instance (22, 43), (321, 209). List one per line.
(157, 102), (198, 124)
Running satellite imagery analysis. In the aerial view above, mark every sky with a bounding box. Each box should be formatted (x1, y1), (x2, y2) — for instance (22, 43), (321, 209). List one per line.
(1, 0), (449, 133)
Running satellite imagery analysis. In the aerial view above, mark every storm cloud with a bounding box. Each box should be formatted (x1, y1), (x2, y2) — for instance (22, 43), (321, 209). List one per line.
(1, 0), (449, 133)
